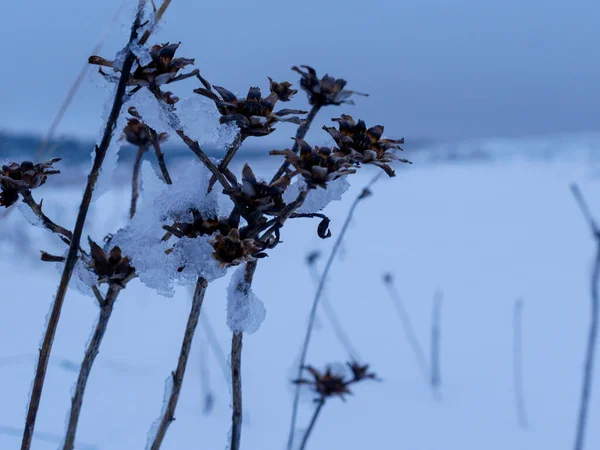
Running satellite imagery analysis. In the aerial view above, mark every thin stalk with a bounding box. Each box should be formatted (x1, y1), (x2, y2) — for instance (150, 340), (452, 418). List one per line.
(149, 276), (209, 450)
(307, 264), (361, 361)
(271, 104), (321, 184)
(21, 191), (73, 243)
(62, 285), (121, 450)
(513, 298), (529, 429)
(20, 5), (146, 449)
(298, 397), (325, 450)
(130, 145), (146, 218)
(230, 332), (243, 450)
(208, 133), (245, 190)
(198, 328), (214, 415)
(150, 136), (172, 185)
(200, 313), (230, 383)
(570, 184), (600, 450)
(383, 279), (431, 388)
(287, 189), (369, 450)
(431, 289), (442, 390)
(230, 261), (257, 450)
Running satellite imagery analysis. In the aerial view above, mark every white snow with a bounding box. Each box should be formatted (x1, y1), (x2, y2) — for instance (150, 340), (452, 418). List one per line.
(226, 264), (266, 334)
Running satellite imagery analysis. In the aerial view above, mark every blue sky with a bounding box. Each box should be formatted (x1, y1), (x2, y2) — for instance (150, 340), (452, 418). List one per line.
(1, 0), (598, 144)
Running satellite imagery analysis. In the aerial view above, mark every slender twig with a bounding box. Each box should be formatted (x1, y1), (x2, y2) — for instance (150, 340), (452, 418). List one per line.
(198, 328), (214, 415)
(298, 397), (325, 450)
(208, 132), (245, 190)
(139, 0), (172, 46)
(307, 262), (361, 361)
(21, 191), (73, 243)
(383, 277), (432, 389)
(149, 276), (209, 450)
(130, 145), (146, 218)
(20, 5), (146, 449)
(230, 261), (257, 450)
(150, 135), (172, 185)
(200, 312), (230, 383)
(271, 103), (321, 183)
(570, 184), (600, 450)
(431, 289), (442, 391)
(513, 297), (529, 429)
(230, 331), (243, 450)
(62, 285), (121, 450)
(287, 187), (372, 450)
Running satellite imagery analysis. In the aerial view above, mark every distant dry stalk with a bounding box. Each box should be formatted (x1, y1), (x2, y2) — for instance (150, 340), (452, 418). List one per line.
(383, 276), (432, 392)
(431, 289), (443, 391)
(62, 285), (122, 450)
(20, 4), (146, 449)
(200, 313), (230, 383)
(230, 260), (257, 450)
(298, 397), (325, 450)
(570, 184), (600, 450)
(513, 298), (529, 429)
(287, 187), (371, 450)
(149, 276), (208, 450)
(307, 262), (361, 361)
(130, 144), (146, 218)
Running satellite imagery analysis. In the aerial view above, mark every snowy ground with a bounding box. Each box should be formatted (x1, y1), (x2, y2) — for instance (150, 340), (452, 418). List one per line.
(1, 152), (600, 450)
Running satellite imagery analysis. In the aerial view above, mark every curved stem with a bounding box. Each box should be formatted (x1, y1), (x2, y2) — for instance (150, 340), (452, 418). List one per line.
(149, 277), (209, 450)
(150, 137), (172, 185)
(130, 145), (146, 218)
(298, 397), (325, 450)
(21, 191), (72, 243)
(20, 5), (146, 449)
(62, 285), (121, 450)
(287, 194), (364, 450)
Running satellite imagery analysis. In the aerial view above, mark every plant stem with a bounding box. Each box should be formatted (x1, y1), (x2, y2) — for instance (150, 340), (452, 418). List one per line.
(149, 276), (209, 450)
(571, 184), (600, 450)
(208, 133), (245, 190)
(383, 279), (431, 389)
(150, 136), (172, 185)
(431, 289), (442, 391)
(230, 332), (243, 450)
(271, 104), (321, 184)
(200, 312), (230, 383)
(20, 5), (145, 449)
(287, 190), (367, 450)
(298, 397), (325, 450)
(307, 264), (361, 361)
(513, 298), (528, 429)
(62, 285), (121, 450)
(230, 260), (257, 450)
(21, 191), (73, 244)
(130, 145), (146, 218)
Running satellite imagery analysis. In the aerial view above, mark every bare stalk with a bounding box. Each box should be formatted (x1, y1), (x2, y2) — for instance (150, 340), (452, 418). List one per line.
(570, 184), (600, 450)
(21, 191), (73, 244)
(150, 136), (172, 185)
(513, 298), (529, 429)
(383, 277), (431, 389)
(307, 263), (361, 361)
(298, 397), (325, 450)
(62, 284), (122, 450)
(271, 104), (321, 183)
(130, 145), (146, 218)
(431, 289), (442, 391)
(230, 332), (243, 450)
(200, 312), (230, 383)
(149, 276), (209, 450)
(208, 132), (245, 190)
(287, 187), (371, 450)
(20, 5), (146, 449)
(230, 260), (257, 450)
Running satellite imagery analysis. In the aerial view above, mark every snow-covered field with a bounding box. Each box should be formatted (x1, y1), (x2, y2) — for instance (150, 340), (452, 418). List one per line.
(1, 150), (600, 450)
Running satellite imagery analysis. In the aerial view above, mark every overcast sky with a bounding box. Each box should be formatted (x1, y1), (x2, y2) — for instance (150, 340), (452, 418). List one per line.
(1, 0), (598, 145)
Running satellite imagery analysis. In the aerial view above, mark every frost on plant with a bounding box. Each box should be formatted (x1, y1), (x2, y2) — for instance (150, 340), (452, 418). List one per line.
(227, 264), (266, 334)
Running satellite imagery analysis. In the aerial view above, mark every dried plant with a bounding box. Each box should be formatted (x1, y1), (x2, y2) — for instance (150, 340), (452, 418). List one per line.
(293, 361), (377, 450)
(12, 1), (410, 448)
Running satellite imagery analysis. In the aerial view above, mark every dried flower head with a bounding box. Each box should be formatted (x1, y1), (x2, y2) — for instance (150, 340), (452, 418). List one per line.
(194, 75), (306, 137)
(122, 117), (168, 148)
(270, 139), (356, 189)
(163, 209), (232, 240)
(0, 158), (61, 208)
(211, 228), (267, 267)
(89, 42), (196, 87)
(268, 77), (297, 101)
(292, 65), (367, 106)
(237, 164), (290, 216)
(294, 366), (352, 400)
(323, 115), (410, 177)
(347, 361), (378, 382)
(89, 240), (135, 285)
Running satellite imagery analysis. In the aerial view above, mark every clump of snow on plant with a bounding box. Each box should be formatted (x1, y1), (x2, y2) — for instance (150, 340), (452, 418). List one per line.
(112, 161), (227, 297)
(15, 202), (42, 228)
(177, 95), (240, 147)
(226, 265), (266, 334)
(283, 177), (350, 213)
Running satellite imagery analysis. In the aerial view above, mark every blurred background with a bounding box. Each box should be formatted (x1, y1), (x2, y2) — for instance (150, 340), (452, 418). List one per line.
(2, 1), (600, 450)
